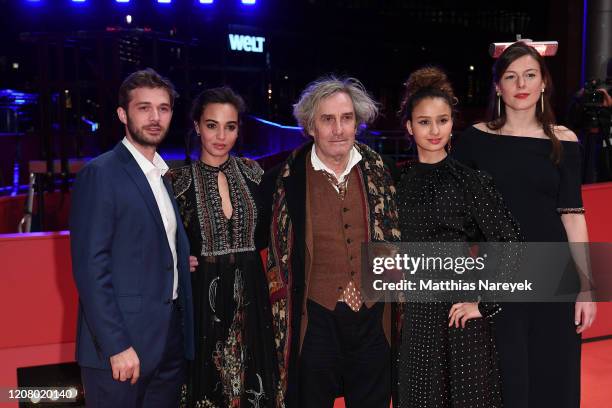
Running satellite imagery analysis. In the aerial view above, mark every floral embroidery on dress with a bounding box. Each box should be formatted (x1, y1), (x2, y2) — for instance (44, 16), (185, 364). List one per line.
(191, 157), (259, 257)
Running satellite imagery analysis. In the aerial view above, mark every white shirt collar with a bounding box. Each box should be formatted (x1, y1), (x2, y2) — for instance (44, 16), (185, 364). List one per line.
(310, 144), (362, 182)
(122, 137), (169, 177)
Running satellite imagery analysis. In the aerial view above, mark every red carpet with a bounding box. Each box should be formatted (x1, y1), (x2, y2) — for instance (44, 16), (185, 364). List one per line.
(582, 338), (612, 408)
(331, 338), (612, 407)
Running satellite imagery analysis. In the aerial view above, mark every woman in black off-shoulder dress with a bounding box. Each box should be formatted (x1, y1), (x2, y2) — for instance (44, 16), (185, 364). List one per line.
(453, 42), (596, 408)
(394, 67), (522, 408)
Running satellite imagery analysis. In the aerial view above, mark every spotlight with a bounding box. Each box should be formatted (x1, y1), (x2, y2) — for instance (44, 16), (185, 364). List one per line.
(126, 15), (132, 24)
(242, 0), (256, 4)
(489, 39), (558, 58)
(116, 0), (130, 3)
(199, 0), (214, 3)
(469, 65), (475, 71)
(71, 0), (86, 2)
(12, 62), (19, 70)
(157, 0), (171, 3)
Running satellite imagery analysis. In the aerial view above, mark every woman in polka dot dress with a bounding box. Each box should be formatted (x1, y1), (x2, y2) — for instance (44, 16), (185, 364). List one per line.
(394, 67), (522, 408)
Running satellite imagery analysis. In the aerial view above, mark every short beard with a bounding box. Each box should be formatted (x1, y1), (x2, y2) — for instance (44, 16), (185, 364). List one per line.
(126, 116), (167, 148)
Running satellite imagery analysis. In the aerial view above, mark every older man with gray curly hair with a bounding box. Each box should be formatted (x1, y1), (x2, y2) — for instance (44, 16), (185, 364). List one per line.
(260, 75), (401, 408)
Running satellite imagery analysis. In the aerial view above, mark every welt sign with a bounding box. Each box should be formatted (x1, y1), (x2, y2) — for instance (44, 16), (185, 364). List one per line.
(228, 34), (266, 53)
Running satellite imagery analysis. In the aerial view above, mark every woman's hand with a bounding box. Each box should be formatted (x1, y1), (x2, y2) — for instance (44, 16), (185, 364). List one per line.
(448, 302), (482, 328)
(575, 297), (597, 334)
(189, 256), (199, 272)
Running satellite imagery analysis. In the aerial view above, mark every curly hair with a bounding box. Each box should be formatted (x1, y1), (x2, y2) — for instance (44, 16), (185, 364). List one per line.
(293, 75), (379, 136)
(399, 66), (457, 127)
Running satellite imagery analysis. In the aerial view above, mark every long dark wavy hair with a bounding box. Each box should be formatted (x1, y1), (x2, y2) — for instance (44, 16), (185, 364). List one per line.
(486, 42), (562, 163)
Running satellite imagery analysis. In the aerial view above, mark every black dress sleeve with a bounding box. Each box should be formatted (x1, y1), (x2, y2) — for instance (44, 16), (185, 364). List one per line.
(467, 169), (523, 243)
(167, 166), (201, 256)
(464, 168), (523, 318)
(556, 142), (585, 214)
(452, 127), (477, 169)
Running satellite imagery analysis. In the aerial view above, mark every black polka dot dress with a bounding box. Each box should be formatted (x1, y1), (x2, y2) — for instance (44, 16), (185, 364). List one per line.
(395, 156), (522, 408)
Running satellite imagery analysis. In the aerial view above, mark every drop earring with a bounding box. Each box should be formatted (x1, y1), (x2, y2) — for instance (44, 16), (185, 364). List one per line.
(540, 88), (545, 113)
(496, 92), (502, 117)
(446, 132), (453, 153)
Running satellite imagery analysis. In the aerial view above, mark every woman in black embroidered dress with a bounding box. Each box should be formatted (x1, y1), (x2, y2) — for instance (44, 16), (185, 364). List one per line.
(395, 67), (522, 408)
(170, 87), (278, 407)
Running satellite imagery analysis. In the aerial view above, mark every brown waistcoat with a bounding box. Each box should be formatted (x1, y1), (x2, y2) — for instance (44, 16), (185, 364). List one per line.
(306, 163), (367, 310)
(298, 162), (391, 354)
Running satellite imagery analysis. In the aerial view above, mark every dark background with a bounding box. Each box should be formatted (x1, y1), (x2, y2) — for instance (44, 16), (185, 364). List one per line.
(0, 0), (587, 155)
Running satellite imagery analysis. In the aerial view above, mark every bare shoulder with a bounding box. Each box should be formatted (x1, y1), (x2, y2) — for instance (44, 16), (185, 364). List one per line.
(473, 122), (491, 132)
(473, 122), (498, 134)
(553, 125), (578, 142)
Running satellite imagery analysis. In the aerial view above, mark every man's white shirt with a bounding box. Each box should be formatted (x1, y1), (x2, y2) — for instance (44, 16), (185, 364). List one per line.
(310, 145), (362, 193)
(122, 137), (178, 299)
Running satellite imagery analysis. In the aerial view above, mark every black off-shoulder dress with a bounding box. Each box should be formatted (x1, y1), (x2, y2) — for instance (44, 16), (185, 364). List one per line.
(396, 156), (522, 408)
(453, 126), (585, 408)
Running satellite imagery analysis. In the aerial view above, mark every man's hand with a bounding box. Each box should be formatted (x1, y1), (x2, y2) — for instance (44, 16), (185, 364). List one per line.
(110, 346), (140, 384)
(189, 256), (199, 272)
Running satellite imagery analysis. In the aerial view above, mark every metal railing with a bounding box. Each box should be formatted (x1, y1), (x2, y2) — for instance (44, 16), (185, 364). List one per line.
(358, 129), (416, 162)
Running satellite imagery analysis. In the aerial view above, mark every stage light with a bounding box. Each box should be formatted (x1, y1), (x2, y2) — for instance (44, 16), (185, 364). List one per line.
(12, 62), (19, 70)
(71, 0), (87, 3)
(489, 39), (558, 58)
(116, 0), (130, 3)
(157, 0), (172, 3)
(469, 65), (475, 71)
(241, 0), (256, 4)
(199, 0), (214, 4)
(126, 15), (132, 24)
(81, 116), (99, 132)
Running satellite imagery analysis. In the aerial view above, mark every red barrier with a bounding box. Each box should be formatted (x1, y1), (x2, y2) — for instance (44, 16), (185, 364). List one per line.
(0, 183), (611, 407)
(0, 191), (71, 234)
(0, 232), (77, 405)
(583, 182), (612, 243)
(581, 182), (612, 340)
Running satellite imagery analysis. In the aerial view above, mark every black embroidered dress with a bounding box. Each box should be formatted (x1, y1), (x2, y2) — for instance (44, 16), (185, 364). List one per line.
(395, 157), (522, 408)
(170, 156), (277, 408)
